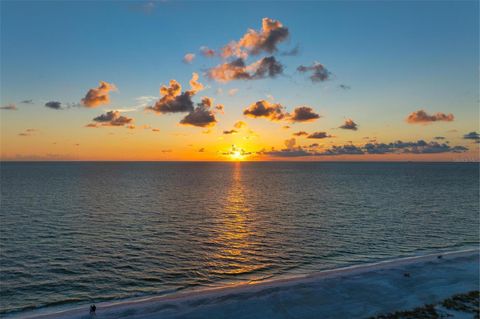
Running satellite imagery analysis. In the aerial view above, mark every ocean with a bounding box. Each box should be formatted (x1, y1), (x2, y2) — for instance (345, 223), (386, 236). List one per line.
(0, 162), (478, 316)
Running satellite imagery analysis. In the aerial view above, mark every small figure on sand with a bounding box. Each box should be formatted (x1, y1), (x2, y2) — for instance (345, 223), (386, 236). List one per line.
(90, 304), (96, 316)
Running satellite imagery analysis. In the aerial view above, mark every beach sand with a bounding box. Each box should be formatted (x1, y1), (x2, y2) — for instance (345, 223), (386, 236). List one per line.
(12, 249), (479, 319)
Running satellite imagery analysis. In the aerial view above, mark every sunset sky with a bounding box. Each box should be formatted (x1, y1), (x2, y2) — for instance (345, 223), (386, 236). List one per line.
(1, 1), (478, 161)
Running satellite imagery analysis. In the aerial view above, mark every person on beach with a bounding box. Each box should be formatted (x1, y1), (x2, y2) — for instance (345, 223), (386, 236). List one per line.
(90, 304), (96, 316)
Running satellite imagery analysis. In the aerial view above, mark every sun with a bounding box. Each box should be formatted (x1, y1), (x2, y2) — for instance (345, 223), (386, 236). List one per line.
(230, 150), (244, 161)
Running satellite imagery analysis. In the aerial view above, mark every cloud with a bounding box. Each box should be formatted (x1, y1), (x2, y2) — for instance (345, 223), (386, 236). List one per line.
(243, 100), (320, 123)
(179, 97), (218, 127)
(131, 1), (157, 14)
(280, 45), (300, 56)
(289, 106), (320, 122)
(81, 81), (117, 107)
(45, 101), (62, 110)
(262, 139), (469, 158)
(284, 138), (296, 149)
(21, 99), (33, 104)
(339, 119), (358, 130)
(147, 74), (203, 113)
(406, 110), (454, 124)
(215, 104), (224, 113)
(89, 110), (134, 127)
(18, 128), (36, 136)
(183, 53), (195, 64)
(321, 144), (364, 155)
(308, 131), (331, 139)
(297, 62), (331, 82)
(234, 121), (247, 129)
(362, 140), (467, 154)
(223, 129), (238, 135)
(293, 131), (308, 136)
(221, 17), (289, 59)
(260, 147), (311, 158)
(200, 46), (216, 57)
(207, 56), (283, 83)
(189, 72), (204, 94)
(228, 88), (239, 96)
(0, 104), (17, 110)
(250, 56), (283, 79)
(243, 100), (286, 121)
(463, 131), (480, 140)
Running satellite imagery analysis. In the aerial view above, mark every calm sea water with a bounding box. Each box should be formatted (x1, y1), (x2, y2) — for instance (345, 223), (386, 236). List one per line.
(1, 162), (478, 315)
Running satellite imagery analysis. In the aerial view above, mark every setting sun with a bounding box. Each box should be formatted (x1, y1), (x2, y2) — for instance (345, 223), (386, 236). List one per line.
(230, 150), (244, 161)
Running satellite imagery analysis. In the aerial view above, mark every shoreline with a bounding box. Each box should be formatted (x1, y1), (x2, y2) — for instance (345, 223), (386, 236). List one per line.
(8, 247), (479, 319)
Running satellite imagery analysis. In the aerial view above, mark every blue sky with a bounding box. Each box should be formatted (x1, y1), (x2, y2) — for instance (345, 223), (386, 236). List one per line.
(1, 1), (478, 160)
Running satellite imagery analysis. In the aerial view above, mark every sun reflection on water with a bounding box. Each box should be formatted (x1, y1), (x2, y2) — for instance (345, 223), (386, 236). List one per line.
(207, 163), (271, 283)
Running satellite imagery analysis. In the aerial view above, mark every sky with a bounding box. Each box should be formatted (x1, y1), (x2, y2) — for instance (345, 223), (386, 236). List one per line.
(1, 0), (479, 161)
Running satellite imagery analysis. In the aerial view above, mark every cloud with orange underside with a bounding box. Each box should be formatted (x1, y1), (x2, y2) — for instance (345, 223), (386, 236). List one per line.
(81, 81), (117, 107)
(406, 110), (454, 124)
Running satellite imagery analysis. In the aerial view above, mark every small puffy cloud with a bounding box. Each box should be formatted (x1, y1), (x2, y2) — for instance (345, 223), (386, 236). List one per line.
(234, 121), (247, 129)
(289, 106), (320, 122)
(463, 131), (479, 141)
(406, 110), (454, 124)
(45, 101), (62, 110)
(200, 46), (215, 57)
(183, 53), (195, 64)
(189, 72), (204, 94)
(243, 100), (286, 121)
(249, 56), (283, 79)
(207, 56), (283, 83)
(308, 131), (331, 139)
(215, 104), (224, 113)
(243, 100), (320, 123)
(81, 81), (117, 107)
(179, 97), (218, 127)
(223, 129), (238, 135)
(147, 75), (203, 114)
(228, 88), (239, 96)
(0, 104), (17, 110)
(340, 119), (358, 130)
(90, 110), (134, 127)
(297, 62), (331, 82)
(221, 17), (289, 59)
(284, 138), (296, 149)
(293, 131), (308, 136)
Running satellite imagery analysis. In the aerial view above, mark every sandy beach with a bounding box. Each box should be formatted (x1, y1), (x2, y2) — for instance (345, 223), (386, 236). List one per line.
(10, 249), (478, 319)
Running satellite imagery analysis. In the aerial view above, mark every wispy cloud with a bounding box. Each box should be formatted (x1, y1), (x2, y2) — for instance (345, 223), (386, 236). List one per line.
(0, 104), (17, 110)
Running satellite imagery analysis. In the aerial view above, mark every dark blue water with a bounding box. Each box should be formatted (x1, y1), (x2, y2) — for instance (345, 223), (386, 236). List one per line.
(1, 162), (478, 315)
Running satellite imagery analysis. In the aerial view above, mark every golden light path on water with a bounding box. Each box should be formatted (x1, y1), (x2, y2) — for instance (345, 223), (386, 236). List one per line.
(207, 163), (272, 283)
